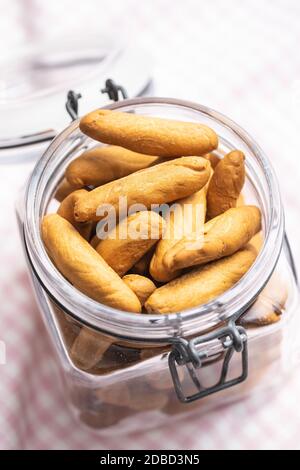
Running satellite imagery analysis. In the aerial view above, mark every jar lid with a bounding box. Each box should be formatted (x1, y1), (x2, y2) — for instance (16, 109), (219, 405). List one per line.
(0, 34), (152, 155)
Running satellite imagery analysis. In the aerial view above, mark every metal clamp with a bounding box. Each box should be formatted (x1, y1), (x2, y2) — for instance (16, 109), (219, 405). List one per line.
(65, 79), (128, 121)
(65, 90), (82, 121)
(101, 79), (128, 101)
(169, 320), (248, 403)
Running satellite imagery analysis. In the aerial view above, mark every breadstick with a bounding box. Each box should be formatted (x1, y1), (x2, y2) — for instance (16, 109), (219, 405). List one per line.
(205, 153), (220, 170)
(55, 178), (80, 202)
(145, 368), (185, 391)
(207, 150), (245, 218)
(66, 145), (169, 188)
(97, 381), (169, 411)
(127, 381), (169, 411)
(80, 405), (130, 429)
(95, 211), (165, 276)
(122, 274), (156, 306)
(239, 273), (287, 327)
(80, 109), (218, 157)
(41, 214), (141, 312)
(140, 345), (170, 360)
(57, 189), (92, 240)
(74, 156), (211, 223)
(70, 328), (114, 370)
(164, 206), (261, 271)
(150, 186), (207, 282)
(250, 231), (263, 253)
(52, 302), (79, 350)
(131, 246), (155, 275)
(236, 194), (245, 206)
(145, 245), (257, 314)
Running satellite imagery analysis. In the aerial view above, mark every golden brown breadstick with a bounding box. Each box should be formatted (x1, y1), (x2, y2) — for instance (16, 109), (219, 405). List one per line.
(236, 194), (245, 207)
(57, 189), (92, 240)
(145, 245), (257, 314)
(70, 328), (114, 370)
(55, 178), (80, 202)
(140, 345), (170, 360)
(52, 302), (79, 350)
(146, 368), (185, 391)
(96, 383), (132, 407)
(122, 274), (156, 306)
(66, 145), (169, 188)
(74, 156), (211, 223)
(150, 186), (207, 282)
(80, 406), (130, 429)
(205, 153), (220, 170)
(128, 381), (169, 411)
(90, 232), (100, 249)
(80, 109), (218, 157)
(164, 206), (261, 271)
(95, 211), (165, 276)
(207, 150), (245, 219)
(41, 214), (141, 312)
(250, 231), (263, 253)
(97, 381), (169, 411)
(239, 273), (287, 327)
(131, 246), (156, 275)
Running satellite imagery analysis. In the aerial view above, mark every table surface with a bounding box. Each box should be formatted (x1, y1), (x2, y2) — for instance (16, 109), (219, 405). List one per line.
(1, 0), (300, 450)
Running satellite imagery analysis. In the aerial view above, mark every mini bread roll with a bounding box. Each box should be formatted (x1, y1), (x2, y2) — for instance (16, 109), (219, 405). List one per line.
(145, 245), (257, 314)
(122, 274), (156, 306)
(207, 150), (245, 218)
(74, 156), (211, 223)
(41, 214), (141, 312)
(57, 189), (92, 240)
(66, 145), (169, 188)
(70, 328), (114, 370)
(150, 186), (207, 282)
(55, 178), (80, 202)
(164, 206), (261, 271)
(80, 109), (218, 157)
(95, 211), (165, 276)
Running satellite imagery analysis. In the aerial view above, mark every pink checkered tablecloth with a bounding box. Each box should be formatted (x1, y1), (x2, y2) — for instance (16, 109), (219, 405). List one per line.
(1, 0), (300, 450)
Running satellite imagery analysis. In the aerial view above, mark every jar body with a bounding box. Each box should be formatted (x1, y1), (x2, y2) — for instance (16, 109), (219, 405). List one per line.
(19, 98), (300, 433)
(24, 243), (299, 433)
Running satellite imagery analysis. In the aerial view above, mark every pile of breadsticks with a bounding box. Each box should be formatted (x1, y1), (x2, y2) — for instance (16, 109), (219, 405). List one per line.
(42, 109), (262, 314)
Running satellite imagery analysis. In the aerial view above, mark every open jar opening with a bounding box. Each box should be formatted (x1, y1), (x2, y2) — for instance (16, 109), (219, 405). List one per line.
(23, 98), (284, 343)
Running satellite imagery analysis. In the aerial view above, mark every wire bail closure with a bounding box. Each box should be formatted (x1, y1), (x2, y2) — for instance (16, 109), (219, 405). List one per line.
(65, 91), (82, 121)
(65, 79), (128, 121)
(101, 79), (128, 102)
(169, 320), (248, 403)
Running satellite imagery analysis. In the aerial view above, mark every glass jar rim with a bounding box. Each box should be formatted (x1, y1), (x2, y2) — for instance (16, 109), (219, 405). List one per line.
(24, 97), (284, 341)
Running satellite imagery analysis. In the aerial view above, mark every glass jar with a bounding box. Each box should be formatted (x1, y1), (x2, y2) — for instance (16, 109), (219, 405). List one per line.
(18, 97), (300, 434)
(0, 35), (151, 163)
